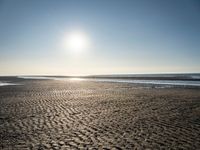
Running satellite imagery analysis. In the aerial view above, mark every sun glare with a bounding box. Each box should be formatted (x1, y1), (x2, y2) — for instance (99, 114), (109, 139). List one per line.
(64, 31), (90, 53)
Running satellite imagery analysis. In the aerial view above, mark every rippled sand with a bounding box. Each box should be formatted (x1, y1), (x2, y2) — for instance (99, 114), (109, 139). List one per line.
(0, 79), (200, 149)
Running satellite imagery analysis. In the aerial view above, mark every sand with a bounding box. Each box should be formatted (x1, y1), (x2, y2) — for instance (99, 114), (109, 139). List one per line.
(0, 79), (200, 149)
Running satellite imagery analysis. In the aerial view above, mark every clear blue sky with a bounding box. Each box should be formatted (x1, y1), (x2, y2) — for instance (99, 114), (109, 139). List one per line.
(0, 0), (200, 75)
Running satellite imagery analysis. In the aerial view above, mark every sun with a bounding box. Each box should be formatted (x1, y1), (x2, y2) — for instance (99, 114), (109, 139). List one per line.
(64, 31), (90, 53)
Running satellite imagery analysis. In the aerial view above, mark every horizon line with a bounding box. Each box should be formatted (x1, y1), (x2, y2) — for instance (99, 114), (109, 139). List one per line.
(0, 72), (200, 77)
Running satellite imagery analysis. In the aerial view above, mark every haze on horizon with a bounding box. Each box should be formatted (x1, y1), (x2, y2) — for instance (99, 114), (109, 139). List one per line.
(0, 0), (200, 76)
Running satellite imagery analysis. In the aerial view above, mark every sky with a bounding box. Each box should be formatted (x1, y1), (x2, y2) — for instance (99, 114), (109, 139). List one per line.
(0, 0), (200, 75)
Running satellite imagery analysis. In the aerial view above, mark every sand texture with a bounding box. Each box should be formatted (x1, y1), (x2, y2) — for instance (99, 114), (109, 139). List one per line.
(0, 79), (200, 149)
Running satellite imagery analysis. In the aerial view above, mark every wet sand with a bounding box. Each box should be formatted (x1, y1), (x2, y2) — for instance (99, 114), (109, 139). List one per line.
(0, 79), (200, 149)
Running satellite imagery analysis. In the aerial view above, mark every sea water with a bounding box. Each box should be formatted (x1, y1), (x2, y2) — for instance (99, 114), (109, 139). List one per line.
(0, 81), (20, 86)
(17, 74), (200, 88)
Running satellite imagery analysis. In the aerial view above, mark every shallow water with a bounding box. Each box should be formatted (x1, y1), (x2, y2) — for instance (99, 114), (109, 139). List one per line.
(0, 81), (20, 86)
(17, 75), (200, 88)
(85, 78), (200, 87)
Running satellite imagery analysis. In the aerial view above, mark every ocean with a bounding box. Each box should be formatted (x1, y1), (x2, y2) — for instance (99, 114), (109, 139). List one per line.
(0, 73), (200, 88)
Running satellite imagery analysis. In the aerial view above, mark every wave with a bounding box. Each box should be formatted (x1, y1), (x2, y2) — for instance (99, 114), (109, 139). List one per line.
(0, 81), (20, 87)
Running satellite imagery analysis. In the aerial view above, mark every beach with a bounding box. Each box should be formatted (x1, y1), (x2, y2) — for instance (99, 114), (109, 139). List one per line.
(0, 78), (200, 149)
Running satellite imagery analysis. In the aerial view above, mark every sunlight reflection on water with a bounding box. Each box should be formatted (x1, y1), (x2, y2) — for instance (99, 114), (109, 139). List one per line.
(0, 82), (21, 86)
(17, 76), (200, 87)
(68, 78), (85, 81)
